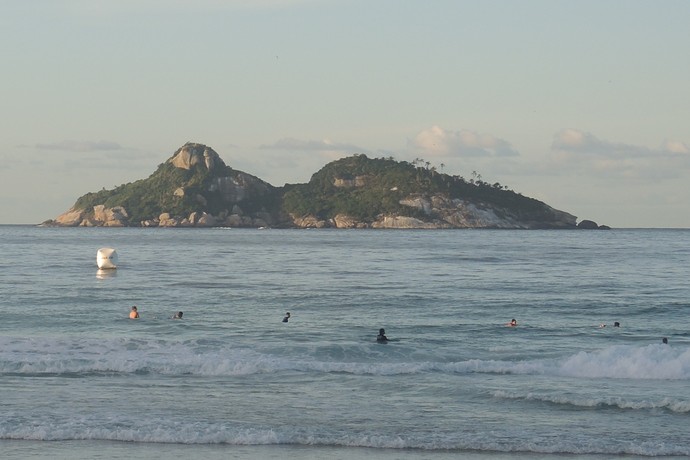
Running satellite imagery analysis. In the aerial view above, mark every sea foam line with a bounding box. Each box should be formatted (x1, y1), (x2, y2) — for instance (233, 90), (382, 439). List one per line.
(1, 338), (688, 380)
(492, 390), (690, 413)
(1, 416), (689, 456)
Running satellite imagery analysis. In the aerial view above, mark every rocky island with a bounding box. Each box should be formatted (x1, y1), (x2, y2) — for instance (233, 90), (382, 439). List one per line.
(43, 142), (608, 229)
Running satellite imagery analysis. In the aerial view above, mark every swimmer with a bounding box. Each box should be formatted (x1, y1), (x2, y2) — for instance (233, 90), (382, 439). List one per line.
(662, 337), (668, 344)
(129, 305), (139, 319)
(613, 322), (620, 327)
(506, 319), (517, 327)
(282, 312), (290, 323)
(376, 328), (389, 343)
(599, 323), (606, 328)
(172, 311), (183, 319)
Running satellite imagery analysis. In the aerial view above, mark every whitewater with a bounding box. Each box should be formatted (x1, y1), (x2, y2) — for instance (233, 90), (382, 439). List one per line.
(1, 226), (688, 459)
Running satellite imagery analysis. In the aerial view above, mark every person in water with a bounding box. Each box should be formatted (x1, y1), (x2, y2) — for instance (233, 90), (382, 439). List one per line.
(506, 319), (517, 327)
(376, 328), (389, 343)
(129, 305), (140, 319)
(662, 337), (668, 344)
(282, 312), (290, 323)
(172, 311), (183, 319)
(613, 322), (620, 327)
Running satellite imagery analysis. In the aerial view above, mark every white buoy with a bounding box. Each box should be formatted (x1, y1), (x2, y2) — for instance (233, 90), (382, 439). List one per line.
(96, 247), (118, 269)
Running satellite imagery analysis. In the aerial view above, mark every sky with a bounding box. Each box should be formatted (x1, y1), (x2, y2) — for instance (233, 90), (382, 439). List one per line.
(2, 0), (689, 227)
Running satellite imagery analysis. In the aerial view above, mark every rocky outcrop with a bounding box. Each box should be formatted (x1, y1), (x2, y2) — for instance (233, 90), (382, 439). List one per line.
(45, 205), (129, 227)
(46, 193), (578, 230)
(169, 143), (225, 171)
(92, 205), (129, 227)
(397, 194), (577, 229)
(401, 195), (522, 228)
(372, 216), (443, 229)
(332, 214), (369, 228)
(52, 208), (85, 227)
(577, 219), (610, 230)
(333, 175), (370, 188)
(139, 209), (273, 228)
(209, 174), (271, 203)
(169, 143), (273, 204)
(289, 193), (578, 229)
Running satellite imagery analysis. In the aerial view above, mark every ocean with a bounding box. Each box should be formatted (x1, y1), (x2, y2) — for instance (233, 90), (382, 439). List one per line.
(1, 226), (688, 459)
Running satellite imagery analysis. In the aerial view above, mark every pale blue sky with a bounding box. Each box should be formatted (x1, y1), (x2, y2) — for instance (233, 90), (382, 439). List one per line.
(2, 0), (689, 227)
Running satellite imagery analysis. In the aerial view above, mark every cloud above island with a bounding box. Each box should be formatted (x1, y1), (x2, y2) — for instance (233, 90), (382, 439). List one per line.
(260, 137), (369, 156)
(549, 129), (690, 180)
(408, 126), (520, 158)
(552, 129), (690, 159)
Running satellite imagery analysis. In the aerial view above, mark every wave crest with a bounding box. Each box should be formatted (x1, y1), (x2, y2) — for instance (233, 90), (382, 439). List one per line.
(2, 337), (688, 380)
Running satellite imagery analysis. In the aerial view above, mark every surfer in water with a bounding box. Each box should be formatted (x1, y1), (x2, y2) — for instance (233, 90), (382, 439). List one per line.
(376, 328), (389, 343)
(129, 305), (140, 319)
(282, 312), (290, 323)
(172, 311), (183, 319)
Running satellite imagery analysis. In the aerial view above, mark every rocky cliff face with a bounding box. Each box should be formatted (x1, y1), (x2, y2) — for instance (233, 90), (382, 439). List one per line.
(169, 143), (223, 171)
(168, 143), (275, 204)
(51, 205), (130, 227)
(289, 193), (577, 229)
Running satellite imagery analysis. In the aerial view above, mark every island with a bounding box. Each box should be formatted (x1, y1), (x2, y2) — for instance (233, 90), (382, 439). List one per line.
(42, 142), (608, 229)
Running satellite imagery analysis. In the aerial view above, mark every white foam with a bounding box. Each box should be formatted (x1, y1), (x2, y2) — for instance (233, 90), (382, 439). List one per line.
(493, 390), (690, 413)
(1, 416), (689, 456)
(2, 337), (688, 380)
(555, 344), (690, 379)
(443, 344), (690, 380)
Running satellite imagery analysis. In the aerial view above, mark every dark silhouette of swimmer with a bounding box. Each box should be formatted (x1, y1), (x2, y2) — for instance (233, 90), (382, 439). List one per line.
(282, 312), (290, 323)
(376, 328), (389, 343)
(614, 322), (620, 327)
(662, 337), (668, 344)
(172, 311), (183, 319)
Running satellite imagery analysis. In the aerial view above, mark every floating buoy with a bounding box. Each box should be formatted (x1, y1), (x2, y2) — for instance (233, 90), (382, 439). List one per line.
(96, 247), (118, 269)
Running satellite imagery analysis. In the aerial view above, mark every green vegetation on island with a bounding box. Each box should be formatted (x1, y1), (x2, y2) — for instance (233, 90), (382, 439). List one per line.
(74, 158), (280, 225)
(74, 163), (211, 223)
(282, 154), (554, 223)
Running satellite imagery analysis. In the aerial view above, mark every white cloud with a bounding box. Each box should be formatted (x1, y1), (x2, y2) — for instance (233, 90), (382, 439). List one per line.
(549, 129), (690, 180)
(260, 137), (368, 155)
(31, 140), (123, 152)
(408, 125), (519, 157)
(662, 139), (690, 154)
(552, 129), (690, 159)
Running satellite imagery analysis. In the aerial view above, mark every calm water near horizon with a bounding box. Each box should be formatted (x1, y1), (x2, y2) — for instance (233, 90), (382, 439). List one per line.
(1, 226), (689, 459)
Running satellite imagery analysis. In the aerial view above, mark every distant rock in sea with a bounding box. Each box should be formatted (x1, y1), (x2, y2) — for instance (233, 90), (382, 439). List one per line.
(577, 219), (610, 230)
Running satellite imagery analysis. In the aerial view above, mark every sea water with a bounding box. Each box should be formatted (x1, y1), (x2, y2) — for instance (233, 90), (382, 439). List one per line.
(1, 226), (688, 459)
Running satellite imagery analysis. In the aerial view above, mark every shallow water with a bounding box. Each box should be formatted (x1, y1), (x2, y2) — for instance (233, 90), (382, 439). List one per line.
(1, 226), (689, 458)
